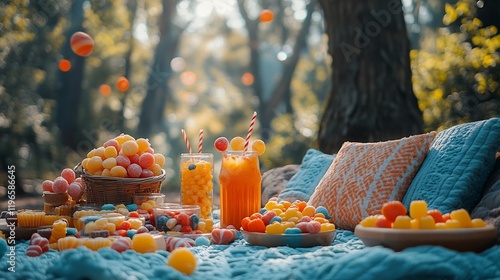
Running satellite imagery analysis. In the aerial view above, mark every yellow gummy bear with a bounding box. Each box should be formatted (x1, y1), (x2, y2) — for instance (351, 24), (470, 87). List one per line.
(418, 216), (436, 229)
(266, 222), (284, 234)
(320, 223), (336, 232)
(410, 200), (428, 219)
(393, 216), (412, 229)
(449, 209), (473, 228)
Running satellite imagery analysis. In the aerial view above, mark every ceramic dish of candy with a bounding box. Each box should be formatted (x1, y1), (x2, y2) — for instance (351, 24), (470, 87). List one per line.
(240, 229), (336, 248)
(354, 225), (497, 252)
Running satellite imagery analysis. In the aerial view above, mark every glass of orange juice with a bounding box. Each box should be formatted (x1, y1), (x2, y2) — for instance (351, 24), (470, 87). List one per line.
(180, 153), (214, 219)
(219, 151), (262, 229)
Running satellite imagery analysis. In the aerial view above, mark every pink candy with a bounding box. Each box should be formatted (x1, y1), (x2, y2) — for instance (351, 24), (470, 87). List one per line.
(68, 182), (84, 200)
(261, 211), (276, 225)
(26, 245), (43, 257)
(296, 221), (321, 234)
(166, 237), (194, 252)
(52, 176), (69, 193)
(211, 228), (236, 245)
(111, 237), (132, 253)
(30, 233), (50, 253)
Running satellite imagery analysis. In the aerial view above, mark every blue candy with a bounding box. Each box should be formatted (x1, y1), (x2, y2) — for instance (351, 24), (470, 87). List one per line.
(259, 208), (267, 214)
(156, 216), (169, 232)
(284, 227), (302, 234)
(315, 206), (331, 219)
(269, 216), (282, 224)
(189, 214), (199, 230)
(101, 204), (116, 211)
(66, 228), (78, 236)
(194, 236), (211, 246)
(126, 204), (138, 211)
(126, 230), (137, 238)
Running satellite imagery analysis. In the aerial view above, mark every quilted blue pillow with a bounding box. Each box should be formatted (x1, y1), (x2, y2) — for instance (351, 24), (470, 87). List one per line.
(403, 118), (500, 213)
(277, 149), (335, 202)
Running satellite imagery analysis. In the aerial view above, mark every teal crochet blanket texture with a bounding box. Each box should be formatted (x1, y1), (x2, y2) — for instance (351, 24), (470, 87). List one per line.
(1, 230), (500, 280)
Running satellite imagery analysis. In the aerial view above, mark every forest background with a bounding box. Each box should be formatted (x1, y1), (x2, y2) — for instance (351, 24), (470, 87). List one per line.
(1, 0), (499, 204)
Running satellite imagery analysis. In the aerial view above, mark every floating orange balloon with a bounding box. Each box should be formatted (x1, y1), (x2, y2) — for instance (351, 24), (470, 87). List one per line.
(100, 84), (111, 96)
(259, 9), (274, 23)
(70, 31), (94, 57)
(59, 59), (71, 72)
(241, 72), (254, 86)
(117, 77), (130, 92)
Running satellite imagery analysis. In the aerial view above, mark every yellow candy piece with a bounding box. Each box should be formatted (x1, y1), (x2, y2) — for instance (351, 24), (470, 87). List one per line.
(435, 222), (447, 230)
(271, 208), (283, 216)
(282, 201), (292, 209)
(84, 222), (98, 233)
(281, 221), (295, 231)
(359, 215), (379, 227)
(94, 218), (109, 229)
(106, 223), (116, 233)
(141, 202), (154, 211)
(314, 217), (329, 224)
(320, 223), (336, 232)
(471, 218), (487, 228)
(418, 215), (436, 229)
(167, 248), (197, 275)
(444, 219), (462, 229)
(392, 215), (412, 229)
(287, 217), (299, 224)
(449, 209), (473, 228)
(410, 218), (419, 229)
(314, 213), (325, 219)
(265, 201), (279, 211)
(229, 137), (245, 151)
(301, 206), (316, 217)
(410, 200), (428, 219)
(251, 139), (266, 155)
(266, 222), (284, 234)
(197, 221), (206, 232)
(131, 233), (158, 254)
(53, 220), (67, 231)
(204, 219), (214, 232)
(84, 237), (112, 251)
(128, 218), (143, 230)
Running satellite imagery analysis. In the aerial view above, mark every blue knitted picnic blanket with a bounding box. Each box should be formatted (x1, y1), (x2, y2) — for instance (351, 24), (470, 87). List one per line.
(1, 230), (500, 280)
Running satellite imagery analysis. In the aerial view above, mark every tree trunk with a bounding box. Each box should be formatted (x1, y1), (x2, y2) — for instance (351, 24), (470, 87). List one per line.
(56, 0), (86, 149)
(318, 0), (423, 154)
(137, 0), (182, 138)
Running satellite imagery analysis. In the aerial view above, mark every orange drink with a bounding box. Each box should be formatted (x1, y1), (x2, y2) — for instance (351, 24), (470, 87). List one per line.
(219, 151), (261, 229)
(180, 153), (214, 219)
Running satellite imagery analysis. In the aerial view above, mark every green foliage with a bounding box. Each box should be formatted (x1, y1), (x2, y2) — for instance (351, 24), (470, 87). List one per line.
(411, 0), (500, 131)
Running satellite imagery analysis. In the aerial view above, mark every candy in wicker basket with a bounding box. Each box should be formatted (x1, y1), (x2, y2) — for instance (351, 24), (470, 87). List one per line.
(75, 163), (166, 205)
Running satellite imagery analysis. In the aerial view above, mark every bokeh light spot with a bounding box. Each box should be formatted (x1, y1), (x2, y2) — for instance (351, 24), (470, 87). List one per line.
(100, 84), (111, 96)
(241, 72), (254, 86)
(117, 77), (130, 92)
(180, 71), (196, 86)
(58, 59), (71, 72)
(259, 9), (274, 23)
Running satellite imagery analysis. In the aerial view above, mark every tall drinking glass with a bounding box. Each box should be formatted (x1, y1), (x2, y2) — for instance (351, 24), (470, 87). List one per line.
(180, 153), (214, 219)
(219, 151), (261, 229)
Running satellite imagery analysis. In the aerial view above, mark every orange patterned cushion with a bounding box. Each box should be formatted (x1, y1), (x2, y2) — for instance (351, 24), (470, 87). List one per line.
(308, 132), (436, 231)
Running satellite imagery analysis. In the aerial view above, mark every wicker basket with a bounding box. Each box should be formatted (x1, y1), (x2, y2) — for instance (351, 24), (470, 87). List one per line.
(75, 163), (166, 205)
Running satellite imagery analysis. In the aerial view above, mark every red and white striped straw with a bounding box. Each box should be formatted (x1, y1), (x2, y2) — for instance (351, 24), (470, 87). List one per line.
(243, 111), (257, 155)
(181, 129), (192, 153)
(198, 129), (203, 153)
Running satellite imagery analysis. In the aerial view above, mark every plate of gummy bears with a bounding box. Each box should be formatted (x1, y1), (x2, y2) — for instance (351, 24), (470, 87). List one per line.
(354, 200), (497, 252)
